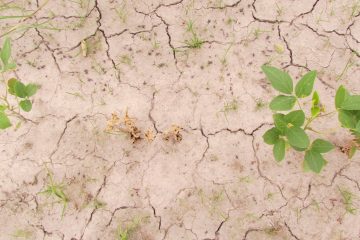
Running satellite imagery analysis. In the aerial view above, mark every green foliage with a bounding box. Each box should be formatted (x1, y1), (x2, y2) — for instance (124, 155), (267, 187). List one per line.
(0, 38), (39, 130)
(338, 187), (357, 214)
(184, 20), (204, 49)
(116, 217), (144, 240)
(261, 65), (333, 173)
(335, 85), (360, 157)
(40, 171), (69, 218)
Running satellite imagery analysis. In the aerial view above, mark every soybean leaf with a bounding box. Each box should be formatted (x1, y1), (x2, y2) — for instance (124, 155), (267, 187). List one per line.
(338, 110), (358, 129)
(0, 38), (11, 65)
(284, 110), (305, 127)
(25, 84), (39, 97)
(263, 127), (280, 145)
(19, 100), (32, 112)
(273, 113), (287, 133)
(290, 145), (307, 152)
(341, 96), (360, 110)
(0, 105), (6, 111)
(285, 126), (310, 149)
(269, 95), (296, 111)
(261, 65), (293, 94)
(311, 139), (334, 153)
(14, 81), (26, 98)
(311, 91), (320, 117)
(295, 70), (316, 98)
(335, 86), (349, 109)
(273, 138), (285, 162)
(0, 112), (11, 129)
(304, 150), (327, 173)
(7, 78), (18, 95)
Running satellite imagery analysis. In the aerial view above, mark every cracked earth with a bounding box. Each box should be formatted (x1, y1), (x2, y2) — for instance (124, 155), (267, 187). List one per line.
(1, 0), (360, 239)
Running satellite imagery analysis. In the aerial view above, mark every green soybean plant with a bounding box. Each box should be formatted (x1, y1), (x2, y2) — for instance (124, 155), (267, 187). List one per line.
(261, 65), (334, 173)
(335, 85), (360, 158)
(0, 37), (39, 130)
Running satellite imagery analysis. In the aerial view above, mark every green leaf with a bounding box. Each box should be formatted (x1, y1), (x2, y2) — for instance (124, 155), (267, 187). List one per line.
(285, 126), (310, 149)
(0, 112), (11, 129)
(335, 86), (349, 109)
(341, 96), (360, 110)
(0, 38), (11, 65)
(0, 105), (6, 111)
(349, 146), (357, 159)
(273, 139), (285, 162)
(25, 84), (39, 97)
(304, 150), (327, 173)
(263, 127), (280, 145)
(284, 110), (305, 127)
(291, 145), (307, 152)
(7, 78), (17, 95)
(269, 95), (296, 111)
(311, 139), (334, 153)
(273, 113), (287, 133)
(14, 81), (26, 98)
(338, 110), (358, 129)
(311, 91), (320, 117)
(295, 70), (316, 98)
(356, 121), (360, 132)
(261, 65), (293, 94)
(19, 100), (32, 112)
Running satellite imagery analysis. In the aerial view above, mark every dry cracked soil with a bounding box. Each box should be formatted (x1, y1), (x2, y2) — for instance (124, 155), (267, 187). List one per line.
(1, 0), (360, 239)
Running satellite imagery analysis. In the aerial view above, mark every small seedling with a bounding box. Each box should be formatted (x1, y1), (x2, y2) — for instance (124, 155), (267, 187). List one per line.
(184, 20), (204, 49)
(335, 85), (360, 158)
(0, 38), (39, 130)
(338, 187), (357, 214)
(261, 65), (334, 173)
(39, 170), (69, 218)
(11, 229), (33, 238)
(115, 217), (145, 240)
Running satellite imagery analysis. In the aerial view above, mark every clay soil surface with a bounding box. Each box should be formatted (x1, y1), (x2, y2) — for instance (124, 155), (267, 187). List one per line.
(1, 0), (360, 239)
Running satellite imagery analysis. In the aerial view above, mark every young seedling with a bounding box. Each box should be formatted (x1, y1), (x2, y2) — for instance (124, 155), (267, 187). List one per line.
(0, 38), (39, 130)
(39, 170), (69, 218)
(115, 217), (144, 240)
(261, 65), (334, 173)
(335, 85), (360, 158)
(184, 20), (204, 49)
(338, 186), (357, 214)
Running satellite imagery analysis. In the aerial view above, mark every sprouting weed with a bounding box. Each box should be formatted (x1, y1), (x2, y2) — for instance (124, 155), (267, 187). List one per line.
(274, 44), (284, 54)
(39, 171), (69, 218)
(116, 1), (128, 24)
(163, 125), (182, 143)
(81, 39), (88, 57)
(144, 129), (155, 142)
(11, 229), (33, 238)
(93, 199), (106, 209)
(116, 217), (145, 240)
(120, 54), (132, 65)
(338, 187), (357, 214)
(184, 20), (204, 49)
(255, 98), (266, 111)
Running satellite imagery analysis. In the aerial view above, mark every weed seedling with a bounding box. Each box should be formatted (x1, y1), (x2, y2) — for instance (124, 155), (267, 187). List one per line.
(116, 217), (144, 240)
(0, 38), (39, 130)
(184, 20), (204, 49)
(261, 65), (334, 173)
(39, 170), (69, 218)
(335, 85), (360, 158)
(338, 187), (357, 214)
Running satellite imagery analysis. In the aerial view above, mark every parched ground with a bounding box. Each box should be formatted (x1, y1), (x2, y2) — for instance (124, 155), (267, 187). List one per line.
(0, 0), (360, 239)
